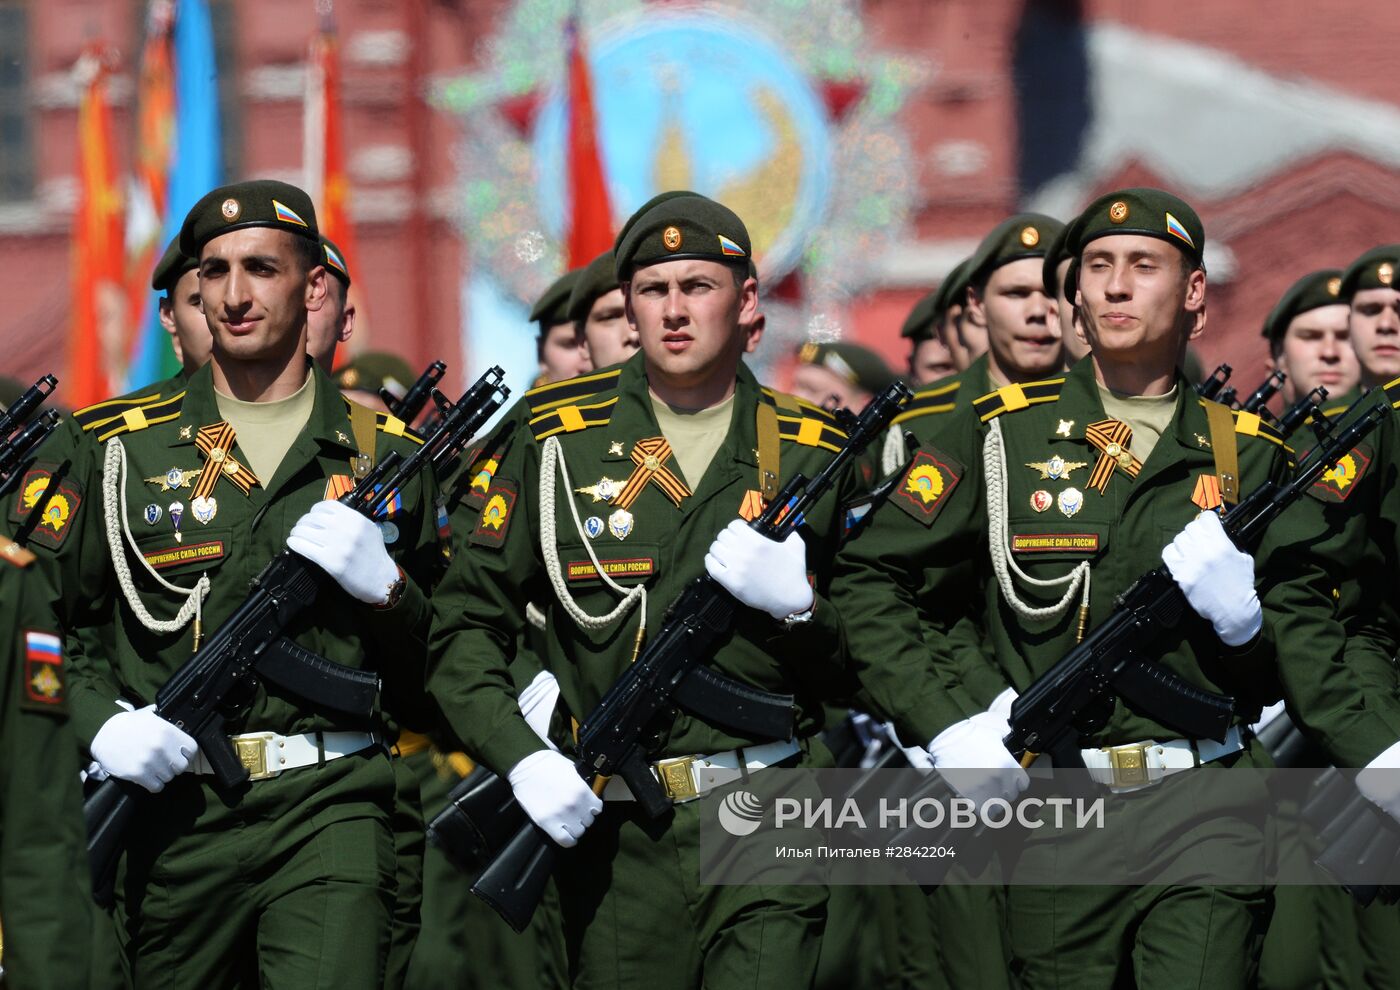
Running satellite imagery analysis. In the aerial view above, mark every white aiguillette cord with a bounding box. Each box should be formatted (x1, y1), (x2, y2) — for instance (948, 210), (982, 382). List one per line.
(538, 435), (647, 653)
(103, 437), (209, 640)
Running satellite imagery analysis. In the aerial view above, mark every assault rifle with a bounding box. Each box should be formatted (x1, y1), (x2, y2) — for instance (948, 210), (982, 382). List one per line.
(457, 381), (911, 931)
(384, 359), (446, 429)
(84, 367), (510, 902)
(1240, 371), (1286, 419)
(0, 374), (63, 539)
(1196, 364), (1232, 401)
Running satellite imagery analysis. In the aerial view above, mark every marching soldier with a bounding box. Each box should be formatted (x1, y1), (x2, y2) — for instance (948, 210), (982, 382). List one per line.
(309, 234), (357, 370)
(531, 268), (592, 386)
(428, 192), (866, 987)
(1262, 269), (1358, 409)
(27, 179), (442, 987)
(1042, 222), (1090, 364)
(154, 235), (211, 378)
(836, 188), (1292, 988)
(898, 292), (957, 387)
(790, 341), (897, 412)
(568, 249), (636, 370)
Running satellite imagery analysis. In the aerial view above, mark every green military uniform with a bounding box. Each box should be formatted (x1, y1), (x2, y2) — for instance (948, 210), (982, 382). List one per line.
(428, 346), (863, 988)
(0, 535), (91, 988)
(836, 190), (1291, 988)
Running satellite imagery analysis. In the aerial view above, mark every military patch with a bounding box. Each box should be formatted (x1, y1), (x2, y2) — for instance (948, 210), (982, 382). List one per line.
(1029, 490), (1052, 513)
(892, 448), (962, 526)
(22, 630), (64, 707)
(470, 480), (517, 549)
(565, 557), (656, 583)
(143, 540), (225, 571)
(1310, 444), (1372, 502)
(1011, 533), (1100, 554)
(9, 466), (82, 550)
(1191, 474), (1223, 511)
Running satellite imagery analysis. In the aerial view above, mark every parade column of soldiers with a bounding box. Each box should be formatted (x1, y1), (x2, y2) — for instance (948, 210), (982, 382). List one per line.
(13, 170), (1400, 990)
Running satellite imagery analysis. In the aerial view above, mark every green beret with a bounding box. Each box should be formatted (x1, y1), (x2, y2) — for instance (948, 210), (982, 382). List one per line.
(931, 258), (974, 320)
(529, 268), (583, 327)
(1062, 187), (1205, 298)
(320, 235), (351, 288)
(796, 342), (896, 394)
(332, 351), (416, 398)
(1041, 221), (1074, 298)
(612, 190), (700, 255)
(179, 179), (319, 255)
(151, 235), (197, 292)
(900, 293), (939, 342)
(966, 213), (1065, 287)
(614, 192), (750, 280)
(1338, 245), (1400, 302)
(568, 250), (621, 321)
(1261, 269), (1345, 343)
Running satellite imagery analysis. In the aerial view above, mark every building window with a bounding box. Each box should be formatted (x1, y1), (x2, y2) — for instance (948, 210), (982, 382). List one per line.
(0, 2), (34, 202)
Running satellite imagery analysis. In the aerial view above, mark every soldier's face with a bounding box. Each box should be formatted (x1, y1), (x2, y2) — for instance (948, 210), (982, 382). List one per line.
(968, 257), (1061, 382)
(1274, 305), (1356, 403)
(159, 267), (212, 374)
(307, 279), (354, 371)
(580, 288), (636, 368)
(1055, 257), (1089, 363)
(1348, 287), (1400, 384)
(955, 294), (989, 362)
(625, 259), (754, 389)
(941, 305), (971, 371)
(1075, 235), (1203, 371)
(909, 336), (956, 386)
(539, 321), (593, 384)
(199, 228), (324, 366)
(791, 363), (870, 412)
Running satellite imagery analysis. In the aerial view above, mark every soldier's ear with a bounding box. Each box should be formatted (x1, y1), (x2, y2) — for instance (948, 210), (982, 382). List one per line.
(305, 265), (328, 313)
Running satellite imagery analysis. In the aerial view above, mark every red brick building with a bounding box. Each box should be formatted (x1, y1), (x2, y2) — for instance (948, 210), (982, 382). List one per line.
(2, 0), (1397, 401)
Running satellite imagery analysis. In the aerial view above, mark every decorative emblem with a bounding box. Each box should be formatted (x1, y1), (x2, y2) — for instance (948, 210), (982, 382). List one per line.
(169, 500), (185, 543)
(584, 516), (605, 539)
(1085, 419), (1141, 493)
(608, 508), (634, 540)
(1057, 487), (1084, 518)
(1029, 489), (1053, 513)
(194, 422), (259, 498)
(144, 503), (163, 526)
(575, 477), (622, 503)
(614, 438), (692, 510)
(904, 463), (944, 506)
(1108, 201), (1129, 223)
(1380, 262), (1395, 287)
(1327, 276), (1342, 297)
(379, 521), (400, 545)
(738, 489), (766, 521)
(663, 225), (683, 251)
(1164, 212), (1195, 249)
(221, 197), (241, 221)
(1020, 225), (1039, 247)
(191, 495), (218, 525)
(1026, 455), (1088, 481)
(336, 430), (350, 443)
(608, 441), (625, 457)
(1191, 474), (1223, 511)
(179, 425), (193, 440)
(1194, 433), (1212, 448)
(1056, 420), (1074, 438)
(480, 493), (510, 530)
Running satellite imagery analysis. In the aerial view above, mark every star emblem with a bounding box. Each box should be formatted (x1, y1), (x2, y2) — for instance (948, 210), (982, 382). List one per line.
(1055, 420), (1074, 438)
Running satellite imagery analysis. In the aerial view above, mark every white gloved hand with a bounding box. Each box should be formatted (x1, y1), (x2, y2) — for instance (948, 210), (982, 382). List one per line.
(1161, 511), (1262, 647)
(926, 711), (1029, 806)
(704, 519), (814, 620)
(988, 687), (1019, 721)
(90, 704), (198, 793)
(517, 670), (561, 750)
(1357, 739), (1400, 822)
(287, 500), (400, 605)
(508, 749), (603, 848)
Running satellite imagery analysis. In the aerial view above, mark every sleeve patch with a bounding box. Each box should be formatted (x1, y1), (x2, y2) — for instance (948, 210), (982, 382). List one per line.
(22, 629), (64, 710)
(470, 479), (518, 549)
(1309, 443), (1372, 502)
(891, 447), (963, 526)
(9, 465), (83, 550)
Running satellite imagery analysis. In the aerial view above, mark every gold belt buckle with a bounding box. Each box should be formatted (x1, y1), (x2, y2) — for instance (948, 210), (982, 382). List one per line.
(654, 755), (700, 803)
(1105, 742), (1150, 790)
(234, 732), (279, 782)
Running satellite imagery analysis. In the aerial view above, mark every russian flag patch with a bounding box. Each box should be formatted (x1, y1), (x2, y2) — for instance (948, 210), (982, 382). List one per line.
(718, 234), (746, 257)
(273, 199), (309, 228)
(323, 242), (348, 277)
(23, 630), (63, 706)
(1164, 212), (1194, 249)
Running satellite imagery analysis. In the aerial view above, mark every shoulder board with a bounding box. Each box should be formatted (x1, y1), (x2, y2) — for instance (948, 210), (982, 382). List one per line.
(1217, 405), (1287, 447)
(74, 389), (174, 433)
(1383, 376), (1400, 409)
(93, 392), (186, 443)
(775, 411), (848, 453)
(974, 378), (1065, 423)
(893, 379), (960, 425)
(530, 396), (619, 441)
(1320, 403), (1350, 419)
(373, 410), (423, 445)
(525, 368), (623, 417)
(0, 538), (35, 568)
(759, 387), (837, 424)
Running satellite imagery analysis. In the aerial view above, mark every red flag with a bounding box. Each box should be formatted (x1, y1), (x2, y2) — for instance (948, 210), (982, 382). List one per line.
(305, 16), (358, 273)
(70, 48), (125, 407)
(565, 18), (614, 267)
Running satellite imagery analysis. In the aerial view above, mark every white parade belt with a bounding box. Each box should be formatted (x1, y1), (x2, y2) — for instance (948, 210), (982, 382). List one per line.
(187, 730), (380, 782)
(601, 739), (801, 804)
(1080, 725), (1246, 793)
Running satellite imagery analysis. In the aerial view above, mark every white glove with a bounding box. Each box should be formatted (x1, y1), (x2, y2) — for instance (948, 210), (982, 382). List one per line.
(508, 749), (603, 848)
(1161, 511), (1262, 647)
(1357, 739), (1400, 822)
(287, 500), (400, 605)
(926, 711), (1029, 806)
(988, 687), (1018, 721)
(704, 519), (814, 620)
(90, 703), (198, 793)
(517, 670), (561, 750)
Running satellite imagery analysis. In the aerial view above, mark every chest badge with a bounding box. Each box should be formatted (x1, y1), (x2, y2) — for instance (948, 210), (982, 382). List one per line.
(1029, 490), (1053, 513)
(584, 516), (605, 540)
(608, 508), (634, 540)
(1026, 455), (1089, 481)
(575, 477), (622, 503)
(1056, 420), (1074, 438)
(144, 503), (163, 526)
(1191, 474), (1224, 511)
(169, 500), (185, 543)
(608, 441), (625, 457)
(191, 495), (218, 525)
(1057, 487), (1084, 518)
(145, 466), (203, 492)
